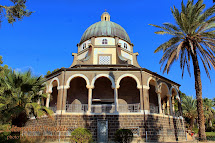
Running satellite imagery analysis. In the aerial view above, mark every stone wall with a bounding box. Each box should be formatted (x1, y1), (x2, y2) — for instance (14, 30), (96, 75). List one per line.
(25, 114), (186, 142)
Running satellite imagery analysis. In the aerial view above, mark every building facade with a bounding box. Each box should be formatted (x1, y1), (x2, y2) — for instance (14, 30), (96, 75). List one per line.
(26, 12), (186, 142)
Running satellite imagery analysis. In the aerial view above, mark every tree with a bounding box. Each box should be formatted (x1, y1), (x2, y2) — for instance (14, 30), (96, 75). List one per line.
(213, 98), (215, 107)
(0, 70), (53, 127)
(0, 56), (9, 97)
(181, 95), (197, 130)
(46, 68), (60, 77)
(150, 0), (215, 140)
(203, 98), (215, 127)
(0, 0), (32, 26)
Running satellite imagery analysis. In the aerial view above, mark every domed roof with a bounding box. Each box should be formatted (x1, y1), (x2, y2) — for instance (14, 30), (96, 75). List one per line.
(79, 20), (131, 44)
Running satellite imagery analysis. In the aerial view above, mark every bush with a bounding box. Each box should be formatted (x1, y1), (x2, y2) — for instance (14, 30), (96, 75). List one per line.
(114, 129), (133, 143)
(192, 126), (199, 134)
(206, 127), (215, 132)
(70, 128), (92, 143)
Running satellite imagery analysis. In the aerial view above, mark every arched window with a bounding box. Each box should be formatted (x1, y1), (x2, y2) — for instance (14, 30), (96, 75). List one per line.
(124, 43), (127, 49)
(102, 39), (108, 44)
(82, 43), (86, 49)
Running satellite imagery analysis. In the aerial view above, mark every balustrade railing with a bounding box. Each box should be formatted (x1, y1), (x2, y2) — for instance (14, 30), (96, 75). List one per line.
(149, 103), (159, 114)
(91, 104), (115, 113)
(64, 103), (141, 113)
(118, 103), (140, 113)
(66, 104), (88, 113)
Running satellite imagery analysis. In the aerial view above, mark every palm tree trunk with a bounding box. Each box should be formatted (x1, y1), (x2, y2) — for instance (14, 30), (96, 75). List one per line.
(191, 49), (206, 141)
(190, 117), (195, 130)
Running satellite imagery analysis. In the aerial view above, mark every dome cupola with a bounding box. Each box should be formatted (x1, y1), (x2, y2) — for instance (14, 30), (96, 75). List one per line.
(101, 11), (110, 21)
(70, 12), (141, 68)
(79, 12), (131, 44)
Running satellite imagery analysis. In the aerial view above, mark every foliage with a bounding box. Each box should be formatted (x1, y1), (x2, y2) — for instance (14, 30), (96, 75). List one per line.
(149, 0), (215, 78)
(205, 127), (215, 132)
(114, 129), (133, 143)
(0, 56), (10, 96)
(205, 132), (215, 141)
(213, 98), (215, 107)
(192, 126), (199, 134)
(203, 98), (215, 128)
(150, 0), (215, 140)
(46, 68), (60, 77)
(206, 132), (215, 136)
(0, 69), (53, 127)
(0, 0), (32, 26)
(70, 128), (92, 143)
(0, 56), (53, 129)
(181, 93), (215, 131)
(181, 95), (197, 129)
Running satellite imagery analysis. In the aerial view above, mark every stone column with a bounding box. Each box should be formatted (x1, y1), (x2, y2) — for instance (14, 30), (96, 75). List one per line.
(114, 87), (119, 113)
(178, 100), (183, 117)
(56, 86), (68, 114)
(169, 95), (173, 115)
(166, 96), (170, 115)
(139, 87), (144, 113)
(46, 93), (51, 108)
(87, 86), (93, 113)
(172, 96), (175, 115)
(156, 90), (162, 114)
(62, 87), (68, 113)
(143, 86), (150, 113)
(162, 101), (166, 115)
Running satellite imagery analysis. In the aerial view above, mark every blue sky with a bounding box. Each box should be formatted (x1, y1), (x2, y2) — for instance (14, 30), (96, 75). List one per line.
(0, 0), (214, 99)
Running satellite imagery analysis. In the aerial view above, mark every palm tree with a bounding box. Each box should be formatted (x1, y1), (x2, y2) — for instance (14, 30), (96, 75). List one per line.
(150, 0), (215, 140)
(181, 95), (197, 130)
(203, 98), (215, 127)
(0, 70), (53, 127)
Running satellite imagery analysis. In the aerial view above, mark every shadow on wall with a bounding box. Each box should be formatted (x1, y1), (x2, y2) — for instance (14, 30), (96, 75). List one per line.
(144, 114), (186, 142)
(144, 114), (163, 142)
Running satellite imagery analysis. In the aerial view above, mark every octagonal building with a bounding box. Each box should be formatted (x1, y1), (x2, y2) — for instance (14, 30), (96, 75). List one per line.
(26, 12), (186, 142)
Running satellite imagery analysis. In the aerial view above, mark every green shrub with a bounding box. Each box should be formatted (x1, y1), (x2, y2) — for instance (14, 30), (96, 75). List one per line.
(70, 128), (92, 143)
(192, 126), (198, 134)
(114, 129), (133, 143)
(206, 127), (215, 132)
(206, 132), (215, 141)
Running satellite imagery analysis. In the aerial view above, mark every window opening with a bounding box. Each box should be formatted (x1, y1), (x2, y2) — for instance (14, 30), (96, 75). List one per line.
(102, 39), (108, 44)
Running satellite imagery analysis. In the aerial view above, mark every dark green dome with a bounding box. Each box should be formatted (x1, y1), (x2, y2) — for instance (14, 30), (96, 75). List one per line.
(80, 21), (131, 44)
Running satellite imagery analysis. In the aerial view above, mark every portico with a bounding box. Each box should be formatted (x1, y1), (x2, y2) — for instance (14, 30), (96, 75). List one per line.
(45, 68), (182, 116)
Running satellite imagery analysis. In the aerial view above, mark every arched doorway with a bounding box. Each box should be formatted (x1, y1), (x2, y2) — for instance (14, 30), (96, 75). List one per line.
(149, 80), (159, 113)
(92, 77), (114, 113)
(118, 77), (140, 112)
(49, 80), (58, 112)
(66, 77), (88, 112)
(171, 87), (179, 116)
(160, 83), (170, 115)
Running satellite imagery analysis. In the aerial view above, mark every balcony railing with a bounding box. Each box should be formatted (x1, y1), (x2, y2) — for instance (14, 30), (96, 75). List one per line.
(91, 104), (115, 113)
(66, 104), (88, 113)
(60, 103), (141, 113)
(149, 103), (159, 114)
(118, 103), (140, 113)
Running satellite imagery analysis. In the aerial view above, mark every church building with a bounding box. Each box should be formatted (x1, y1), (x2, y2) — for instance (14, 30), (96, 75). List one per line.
(26, 12), (186, 142)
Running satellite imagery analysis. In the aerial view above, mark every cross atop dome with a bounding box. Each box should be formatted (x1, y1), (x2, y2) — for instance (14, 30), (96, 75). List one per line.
(101, 11), (110, 21)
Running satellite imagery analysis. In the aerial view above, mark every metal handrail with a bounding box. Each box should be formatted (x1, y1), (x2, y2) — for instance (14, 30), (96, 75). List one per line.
(118, 103), (140, 113)
(66, 104), (88, 113)
(149, 103), (159, 114)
